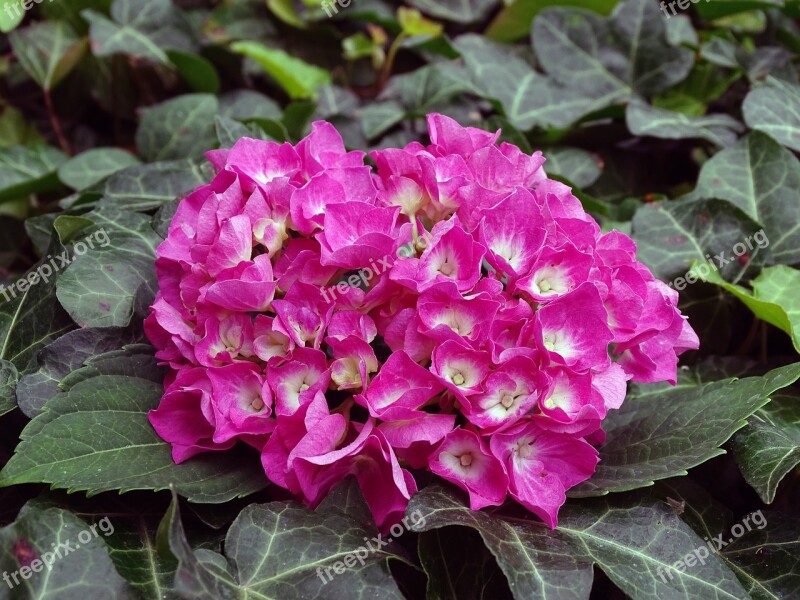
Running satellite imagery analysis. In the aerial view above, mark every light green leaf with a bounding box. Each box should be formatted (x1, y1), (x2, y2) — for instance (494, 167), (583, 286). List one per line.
(135, 94), (219, 162)
(743, 78), (800, 152)
(0, 105), (43, 148)
(626, 98), (744, 147)
(688, 131), (800, 265)
(58, 148), (141, 191)
(231, 41), (331, 100)
(0, 503), (135, 598)
(408, 485), (749, 600)
(0, 144), (67, 203)
(0, 0), (24, 33)
(9, 20), (88, 90)
(692, 264), (800, 352)
(0, 373), (267, 503)
(695, 0), (784, 20)
(571, 363), (800, 496)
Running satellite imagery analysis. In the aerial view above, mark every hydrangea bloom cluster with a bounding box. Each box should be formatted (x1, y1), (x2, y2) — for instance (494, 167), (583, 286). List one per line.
(146, 114), (698, 529)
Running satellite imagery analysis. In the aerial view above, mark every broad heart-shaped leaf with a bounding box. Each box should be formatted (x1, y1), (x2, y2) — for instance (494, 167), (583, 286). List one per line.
(533, 0), (693, 100)
(453, 35), (607, 130)
(0, 502), (135, 598)
(405, 0), (496, 23)
(419, 527), (513, 600)
(82, 0), (195, 63)
(58, 147), (141, 190)
(56, 208), (160, 328)
(135, 94), (219, 162)
(8, 20), (88, 90)
(98, 158), (212, 212)
(0, 359), (17, 417)
(0, 372), (267, 503)
(626, 98), (744, 147)
(0, 144), (67, 202)
(570, 363), (800, 497)
(166, 490), (409, 600)
(231, 41), (332, 100)
(691, 264), (800, 353)
(631, 198), (769, 283)
(15, 326), (141, 418)
(687, 131), (800, 265)
(743, 78), (800, 152)
(407, 485), (749, 600)
(731, 389), (800, 503)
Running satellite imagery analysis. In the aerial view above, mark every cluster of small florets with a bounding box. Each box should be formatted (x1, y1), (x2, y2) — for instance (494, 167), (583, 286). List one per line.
(147, 114), (698, 529)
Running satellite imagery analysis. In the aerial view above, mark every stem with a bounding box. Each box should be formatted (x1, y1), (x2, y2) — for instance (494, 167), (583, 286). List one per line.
(378, 33), (407, 91)
(44, 89), (72, 155)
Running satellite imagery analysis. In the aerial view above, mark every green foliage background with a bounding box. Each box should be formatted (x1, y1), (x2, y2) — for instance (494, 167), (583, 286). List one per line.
(1, 0), (800, 598)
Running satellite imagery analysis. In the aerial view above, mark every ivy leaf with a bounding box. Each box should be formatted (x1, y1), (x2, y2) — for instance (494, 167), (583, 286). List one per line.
(0, 359), (18, 417)
(166, 489), (409, 599)
(15, 326), (141, 418)
(571, 363), (800, 496)
(544, 148), (603, 189)
(83, 0), (194, 63)
(58, 148), (141, 191)
(691, 264), (800, 352)
(732, 389), (800, 503)
(99, 158), (212, 212)
(408, 485), (749, 600)
(626, 98), (744, 147)
(533, 0), (693, 100)
(743, 78), (800, 152)
(0, 372), (267, 503)
(56, 208), (160, 328)
(721, 511), (800, 600)
(135, 94), (219, 162)
(631, 198), (768, 283)
(485, 0), (618, 43)
(454, 35), (603, 130)
(231, 41), (331, 100)
(688, 131), (800, 265)
(8, 20), (88, 90)
(361, 101), (406, 140)
(0, 503), (135, 598)
(0, 144), (67, 203)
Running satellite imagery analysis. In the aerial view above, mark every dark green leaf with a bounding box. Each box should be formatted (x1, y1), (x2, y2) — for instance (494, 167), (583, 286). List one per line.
(572, 363), (800, 496)
(626, 98), (744, 147)
(405, 0), (497, 24)
(0, 372), (267, 503)
(743, 78), (800, 152)
(9, 20), (88, 90)
(0, 358), (18, 417)
(58, 148), (141, 191)
(0, 502), (135, 598)
(135, 94), (219, 162)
